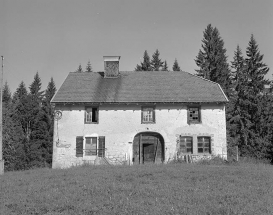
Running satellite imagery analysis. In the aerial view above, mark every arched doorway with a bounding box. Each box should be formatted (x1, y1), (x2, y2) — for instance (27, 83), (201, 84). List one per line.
(132, 132), (165, 164)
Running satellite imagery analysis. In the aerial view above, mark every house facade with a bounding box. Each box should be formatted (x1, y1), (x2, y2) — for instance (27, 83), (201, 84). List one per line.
(51, 56), (228, 168)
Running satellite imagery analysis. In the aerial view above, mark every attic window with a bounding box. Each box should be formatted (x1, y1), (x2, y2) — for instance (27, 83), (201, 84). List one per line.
(141, 106), (155, 123)
(85, 107), (98, 124)
(188, 106), (201, 124)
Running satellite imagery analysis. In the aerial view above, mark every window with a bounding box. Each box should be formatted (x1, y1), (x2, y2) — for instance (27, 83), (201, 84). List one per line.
(197, 137), (211, 154)
(188, 106), (201, 123)
(179, 136), (193, 154)
(85, 137), (97, 156)
(78, 136), (106, 158)
(85, 107), (98, 124)
(141, 107), (155, 123)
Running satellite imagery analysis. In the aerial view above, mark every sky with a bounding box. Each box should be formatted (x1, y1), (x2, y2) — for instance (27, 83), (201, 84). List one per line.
(1, 0), (272, 93)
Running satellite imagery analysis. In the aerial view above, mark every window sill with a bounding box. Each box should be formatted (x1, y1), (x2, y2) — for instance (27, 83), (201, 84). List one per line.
(141, 122), (155, 124)
(188, 121), (201, 125)
(84, 122), (99, 124)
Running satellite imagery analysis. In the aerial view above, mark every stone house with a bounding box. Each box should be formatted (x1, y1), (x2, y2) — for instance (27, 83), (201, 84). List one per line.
(51, 56), (228, 168)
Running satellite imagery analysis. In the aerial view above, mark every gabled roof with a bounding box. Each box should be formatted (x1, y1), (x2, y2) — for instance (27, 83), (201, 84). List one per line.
(51, 71), (228, 103)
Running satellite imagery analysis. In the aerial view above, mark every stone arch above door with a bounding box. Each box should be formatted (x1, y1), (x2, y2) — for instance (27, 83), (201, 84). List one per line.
(133, 132), (165, 164)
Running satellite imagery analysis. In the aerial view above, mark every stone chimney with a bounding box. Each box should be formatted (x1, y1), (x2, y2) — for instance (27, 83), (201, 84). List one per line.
(103, 56), (121, 78)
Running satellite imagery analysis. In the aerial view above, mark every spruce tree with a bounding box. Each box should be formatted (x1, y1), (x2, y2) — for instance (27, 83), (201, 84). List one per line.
(151, 49), (164, 71)
(3, 101), (25, 171)
(241, 35), (270, 157)
(3, 81), (11, 104)
(195, 24), (232, 96)
(162, 61), (168, 71)
(172, 59), (181, 71)
(85, 60), (93, 72)
(42, 78), (57, 165)
(29, 72), (43, 99)
(75, 64), (83, 73)
(245, 34), (270, 95)
(44, 77), (56, 103)
(135, 50), (152, 71)
(13, 81), (28, 101)
(228, 45), (250, 150)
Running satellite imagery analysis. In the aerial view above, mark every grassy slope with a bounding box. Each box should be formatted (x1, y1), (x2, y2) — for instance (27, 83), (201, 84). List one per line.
(0, 163), (273, 215)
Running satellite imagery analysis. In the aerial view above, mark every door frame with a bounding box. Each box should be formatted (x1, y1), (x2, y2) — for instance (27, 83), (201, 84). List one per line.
(132, 132), (165, 164)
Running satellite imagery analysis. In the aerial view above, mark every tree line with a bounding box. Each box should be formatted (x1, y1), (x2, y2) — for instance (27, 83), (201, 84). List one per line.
(135, 49), (182, 72)
(194, 24), (272, 160)
(3, 74), (56, 171)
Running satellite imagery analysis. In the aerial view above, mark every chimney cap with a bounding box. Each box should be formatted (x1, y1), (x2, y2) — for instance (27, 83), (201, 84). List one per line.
(103, 56), (121, 62)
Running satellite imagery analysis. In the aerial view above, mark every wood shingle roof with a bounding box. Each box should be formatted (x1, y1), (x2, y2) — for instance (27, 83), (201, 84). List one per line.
(51, 71), (228, 103)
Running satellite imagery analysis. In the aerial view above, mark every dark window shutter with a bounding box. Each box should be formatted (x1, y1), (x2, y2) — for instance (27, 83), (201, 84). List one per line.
(98, 136), (105, 157)
(187, 108), (190, 124)
(84, 110), (87, 124)
(76, 136), (83, 157)
(152, 108), (155, 122)
(141, 107), (144, 123)
(199, 107), (201, 123)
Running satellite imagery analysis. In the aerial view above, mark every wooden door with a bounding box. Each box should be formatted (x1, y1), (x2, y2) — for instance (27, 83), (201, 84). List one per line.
(133, 132), (164, 164)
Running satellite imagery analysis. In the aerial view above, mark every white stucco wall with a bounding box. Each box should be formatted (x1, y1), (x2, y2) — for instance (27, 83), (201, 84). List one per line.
(52, 103), (227, 168)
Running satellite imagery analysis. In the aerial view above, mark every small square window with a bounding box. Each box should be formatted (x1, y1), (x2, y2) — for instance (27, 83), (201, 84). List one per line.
(179, 136), (193, 154)
(85, 107), (98, 124)
(197, 137), (211, 154)
(188, 106), (201, 124)
(141, 107), (155, 123)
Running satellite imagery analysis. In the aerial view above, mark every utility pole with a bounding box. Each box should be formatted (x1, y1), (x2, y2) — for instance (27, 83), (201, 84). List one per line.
(0, 56), (4, 174)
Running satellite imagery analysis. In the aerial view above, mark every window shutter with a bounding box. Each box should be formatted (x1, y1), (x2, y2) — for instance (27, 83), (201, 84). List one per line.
(199, 107), (202, 123)
(76, 136), (83, 157)
(152, 108), (155, 122)
(98, 136), (105, 157)
(141, 107), (144, 123)
(84, 110), (87, 123)
(187, 108), (190, 124)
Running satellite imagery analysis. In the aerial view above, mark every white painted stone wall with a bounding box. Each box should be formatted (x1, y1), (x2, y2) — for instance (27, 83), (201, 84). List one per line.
(52, 103), (227, 168)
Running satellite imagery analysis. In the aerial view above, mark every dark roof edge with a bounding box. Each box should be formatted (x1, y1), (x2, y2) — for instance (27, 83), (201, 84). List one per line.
(50, 73), (70, 103)
(217, 83), (229, 102)
(183, 71), (220, 85)
(51, 101), (228, 105)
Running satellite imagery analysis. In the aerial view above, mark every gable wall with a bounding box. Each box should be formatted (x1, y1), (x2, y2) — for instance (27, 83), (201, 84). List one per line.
(52, 103), (227, 168)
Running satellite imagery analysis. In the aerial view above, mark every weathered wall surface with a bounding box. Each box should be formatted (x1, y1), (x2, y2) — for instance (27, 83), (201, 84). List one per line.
(52, 104), (227, 168)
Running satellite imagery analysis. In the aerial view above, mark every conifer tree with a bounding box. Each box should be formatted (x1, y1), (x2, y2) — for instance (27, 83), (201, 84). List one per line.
(228, 45), (250, 149)
(29, 72), (43, 100)
(135, 50), (152, 71)
(3, 81), (11, 104)
(13, 81), (28, 101)
(195, 24), (232, 96)
(44, 77), (56, 103)
(245, 34), (270, 95)
(151, 49), (164, 71)
(85, 60), (93, 72)
(3, 100), (25, 171)
(75, 64), (83, 73)
(172, 59), (181, 71)
(162, 61), (168, 71)
(240, 35), (270, 157)
(42, 78), (57, 165)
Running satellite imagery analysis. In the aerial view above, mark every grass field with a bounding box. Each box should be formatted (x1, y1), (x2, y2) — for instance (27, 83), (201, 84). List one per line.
(1, 162), (273, 215)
